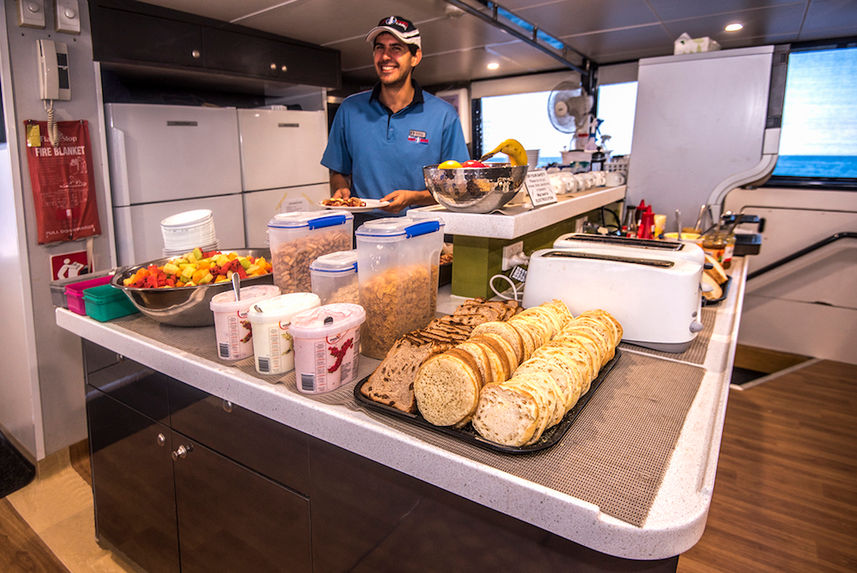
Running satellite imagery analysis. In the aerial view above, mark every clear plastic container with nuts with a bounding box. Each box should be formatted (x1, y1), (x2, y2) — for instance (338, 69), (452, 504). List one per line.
(310, 250), (358, 305)
(267, 211), (353, 294)
(356, 216), (444, 359)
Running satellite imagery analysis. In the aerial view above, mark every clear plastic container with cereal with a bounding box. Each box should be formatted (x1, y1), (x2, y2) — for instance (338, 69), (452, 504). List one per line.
(310, 250), (358, 305)
(267, 211), (353, 293)
(355, 216), (444, 359)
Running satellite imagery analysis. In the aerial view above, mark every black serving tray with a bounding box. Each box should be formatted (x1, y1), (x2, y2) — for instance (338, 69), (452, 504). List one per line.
(702, 275), (731, 306)
(354, 349), (621, 454)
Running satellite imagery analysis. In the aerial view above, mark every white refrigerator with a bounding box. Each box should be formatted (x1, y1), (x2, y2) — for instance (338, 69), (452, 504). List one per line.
(238, 108), (329, 247)
(106, 103), (247, 265)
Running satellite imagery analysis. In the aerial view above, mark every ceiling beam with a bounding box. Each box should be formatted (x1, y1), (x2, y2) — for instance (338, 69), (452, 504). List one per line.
(443, 0), (593, 86)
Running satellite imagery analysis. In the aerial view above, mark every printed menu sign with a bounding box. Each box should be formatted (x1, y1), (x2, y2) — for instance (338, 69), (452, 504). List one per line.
(523, 170), (557, 207)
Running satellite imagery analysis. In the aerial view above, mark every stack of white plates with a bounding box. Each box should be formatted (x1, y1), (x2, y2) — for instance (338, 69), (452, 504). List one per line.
(161, 209), (219, 257)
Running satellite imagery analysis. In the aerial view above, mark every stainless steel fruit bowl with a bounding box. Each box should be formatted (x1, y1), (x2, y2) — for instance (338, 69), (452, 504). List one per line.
(110, 248), (274, 327)
(423, 163), (528, 213)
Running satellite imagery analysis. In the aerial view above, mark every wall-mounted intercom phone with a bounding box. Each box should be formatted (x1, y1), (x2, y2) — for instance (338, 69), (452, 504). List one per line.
(38, 39), (71, 101)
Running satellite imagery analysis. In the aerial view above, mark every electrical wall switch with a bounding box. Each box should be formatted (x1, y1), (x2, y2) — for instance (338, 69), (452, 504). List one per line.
(55, 0), (81, 34)
(18, 0), (46, 29)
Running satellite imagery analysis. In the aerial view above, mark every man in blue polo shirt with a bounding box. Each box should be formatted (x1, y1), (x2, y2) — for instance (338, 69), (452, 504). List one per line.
(321, 16), (470, 218)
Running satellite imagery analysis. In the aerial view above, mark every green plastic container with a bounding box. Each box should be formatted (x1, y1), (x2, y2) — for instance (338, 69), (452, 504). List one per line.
(83, 284), (139, 322)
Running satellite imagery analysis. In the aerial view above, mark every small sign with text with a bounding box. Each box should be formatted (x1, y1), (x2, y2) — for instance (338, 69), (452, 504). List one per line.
(523, 170), (557, 207)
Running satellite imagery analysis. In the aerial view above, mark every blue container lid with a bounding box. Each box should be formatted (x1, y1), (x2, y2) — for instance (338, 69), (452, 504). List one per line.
(267, 210), (353, 230)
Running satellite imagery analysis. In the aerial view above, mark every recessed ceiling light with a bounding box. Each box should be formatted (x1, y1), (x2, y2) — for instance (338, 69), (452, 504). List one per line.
(724, 23), (743, 32)
(487, 62), (500, 70)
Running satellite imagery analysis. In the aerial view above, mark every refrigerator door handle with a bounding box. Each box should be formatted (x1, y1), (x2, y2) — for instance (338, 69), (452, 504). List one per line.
(109, 126), (132, 207)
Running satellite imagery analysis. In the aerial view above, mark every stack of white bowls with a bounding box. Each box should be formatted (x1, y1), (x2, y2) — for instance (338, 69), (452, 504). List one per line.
(161, 209), (219, 257)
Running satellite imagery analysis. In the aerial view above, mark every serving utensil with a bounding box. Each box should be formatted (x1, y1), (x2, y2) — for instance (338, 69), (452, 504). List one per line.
(232, 272), (241, 302)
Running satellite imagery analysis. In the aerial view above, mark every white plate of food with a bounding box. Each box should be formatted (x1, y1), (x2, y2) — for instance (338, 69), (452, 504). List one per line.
(319, 198), (390, 212)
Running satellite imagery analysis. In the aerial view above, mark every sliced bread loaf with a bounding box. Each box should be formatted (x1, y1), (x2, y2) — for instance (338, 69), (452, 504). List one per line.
(471, 383), (540, 447)
(361, 338), (446, 413)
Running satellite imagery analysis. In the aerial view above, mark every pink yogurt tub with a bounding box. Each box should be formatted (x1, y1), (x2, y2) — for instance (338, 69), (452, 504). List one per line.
(288, 303), (366, 394)
(209, 284), (281, 361)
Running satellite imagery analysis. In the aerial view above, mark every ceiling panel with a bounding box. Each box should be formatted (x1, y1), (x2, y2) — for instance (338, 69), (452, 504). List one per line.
(647, 0), (807, 22)
(515, 0), (660, 38)
(800, 0), (857, 34)
(229, 0), (452, 46)
(398, 14), (522, 53)
(661, 4), (808, 41)
(562, 25), (675, 63)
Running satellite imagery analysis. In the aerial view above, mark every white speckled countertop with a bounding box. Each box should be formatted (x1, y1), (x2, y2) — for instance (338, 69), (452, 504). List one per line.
(410, 186), (626, 239)
(56, 257), (746, 560)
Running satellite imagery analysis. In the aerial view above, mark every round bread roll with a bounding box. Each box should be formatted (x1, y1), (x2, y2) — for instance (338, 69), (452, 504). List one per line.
(414, 348), (482, 426)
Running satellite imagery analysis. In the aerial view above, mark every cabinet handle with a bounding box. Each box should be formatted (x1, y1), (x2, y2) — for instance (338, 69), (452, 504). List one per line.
(156, 433), (166, 447)
(222, 400), (233, 413)
(171, 444), (193, 461)
(191, 49), (201, 59)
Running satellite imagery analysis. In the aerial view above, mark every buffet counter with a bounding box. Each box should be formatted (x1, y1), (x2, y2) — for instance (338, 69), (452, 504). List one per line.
(56, 257), (747, 564)
(410, 185), (626, 239)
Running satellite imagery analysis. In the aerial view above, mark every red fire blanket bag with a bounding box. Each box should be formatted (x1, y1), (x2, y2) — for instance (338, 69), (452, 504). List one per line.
(24, 119), (101, 244)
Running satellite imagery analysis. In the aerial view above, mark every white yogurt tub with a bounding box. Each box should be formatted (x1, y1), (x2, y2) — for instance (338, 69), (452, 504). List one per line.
(288, 303), (366, 394)
(247, 293), (321, 376)
(209, 285), (281, 361)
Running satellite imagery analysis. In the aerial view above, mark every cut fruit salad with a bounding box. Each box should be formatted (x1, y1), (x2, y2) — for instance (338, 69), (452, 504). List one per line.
(122, 248), (273, 289)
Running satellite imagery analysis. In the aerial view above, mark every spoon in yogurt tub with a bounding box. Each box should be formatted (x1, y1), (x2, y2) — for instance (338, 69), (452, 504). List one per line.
(231, 272), (241, 302)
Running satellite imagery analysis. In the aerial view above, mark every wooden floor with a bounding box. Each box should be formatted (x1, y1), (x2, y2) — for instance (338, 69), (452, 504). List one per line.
(678, 358), (857, 573)
(1, 352), (855, 572)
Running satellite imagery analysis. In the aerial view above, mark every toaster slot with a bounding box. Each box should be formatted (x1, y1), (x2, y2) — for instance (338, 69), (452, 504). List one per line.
(543, 250), (675, 268)
(561, 234), (683, 251)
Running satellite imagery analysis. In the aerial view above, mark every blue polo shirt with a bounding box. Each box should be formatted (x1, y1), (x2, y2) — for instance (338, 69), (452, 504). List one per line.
(321, 81), (470, 207)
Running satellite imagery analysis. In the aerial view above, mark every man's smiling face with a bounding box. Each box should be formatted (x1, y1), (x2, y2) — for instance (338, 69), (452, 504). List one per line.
(373, 32), (421, 87)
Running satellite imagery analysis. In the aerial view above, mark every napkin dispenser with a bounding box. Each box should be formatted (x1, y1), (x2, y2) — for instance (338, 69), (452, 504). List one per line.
(523, 245), (705, 352)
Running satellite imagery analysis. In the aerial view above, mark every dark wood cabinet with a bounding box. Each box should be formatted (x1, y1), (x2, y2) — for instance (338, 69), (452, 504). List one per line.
(169, 380), (311, 495)
(89, 0), (341, 90)
(203, 27), (339, 87)
(84, 345), (311, 573)
(89, 6), (204, 69)
(86, 385), (179, 573)
(173, 436), (311, 573)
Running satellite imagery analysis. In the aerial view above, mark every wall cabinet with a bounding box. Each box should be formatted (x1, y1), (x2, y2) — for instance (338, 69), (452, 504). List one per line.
(89, 0), (341, 90)
(84, 349), (311, 573)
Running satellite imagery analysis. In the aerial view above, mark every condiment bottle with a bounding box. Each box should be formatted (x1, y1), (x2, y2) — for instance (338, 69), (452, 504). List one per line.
(701, 228), (735, 268)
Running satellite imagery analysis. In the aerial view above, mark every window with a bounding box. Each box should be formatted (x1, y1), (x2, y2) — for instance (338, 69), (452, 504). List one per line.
(769, 43), (857, 185)
(476, 81), (638, 166)
(479, 91), (576, 166)
(596, 81), (637, 157)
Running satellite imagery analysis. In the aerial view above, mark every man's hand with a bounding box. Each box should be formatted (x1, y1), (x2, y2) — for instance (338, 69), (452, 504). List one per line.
(329, 171), (352, 200)
(381, 190), (436, 213)
(332, 187), (352, 200)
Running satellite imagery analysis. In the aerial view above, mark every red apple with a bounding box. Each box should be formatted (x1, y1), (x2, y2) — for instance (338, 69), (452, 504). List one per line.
(461, 160), (488, 168)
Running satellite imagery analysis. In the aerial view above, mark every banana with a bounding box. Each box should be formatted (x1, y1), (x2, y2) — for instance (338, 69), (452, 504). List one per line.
(480, 138), (528, 166)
